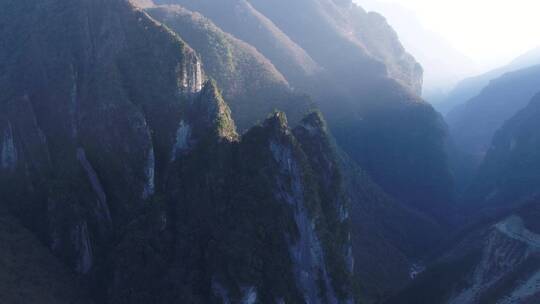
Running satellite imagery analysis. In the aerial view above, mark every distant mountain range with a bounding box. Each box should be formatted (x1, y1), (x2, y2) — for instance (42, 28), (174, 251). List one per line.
(436, 47), (540, 114)
(447, 65), (540, 159)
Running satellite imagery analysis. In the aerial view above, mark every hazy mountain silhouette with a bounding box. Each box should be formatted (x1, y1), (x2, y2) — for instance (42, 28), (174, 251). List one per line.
(355, 0), (478, 102)
(463, 93), (540, 212)
(447, 65), (540, 160)
(437, 47), (540, 114)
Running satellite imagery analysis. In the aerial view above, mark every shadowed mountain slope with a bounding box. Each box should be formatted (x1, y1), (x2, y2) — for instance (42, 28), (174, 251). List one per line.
(143, 2), (456, 300)
(158, 0), (454, 225)
(447, 65), (540, 160)
(438, 47), (540, 115)
(0, 0), (356, 302)
(152, 0), (322, 88)
(462, 93), (540, 214)
(390, 93), (540, 304)
(0, 209), (92, 304)
(146, 5), (312, 131)
(386, 197), (540, 304)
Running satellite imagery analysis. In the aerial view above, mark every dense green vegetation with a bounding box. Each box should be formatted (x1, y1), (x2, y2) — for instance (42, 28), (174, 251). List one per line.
(147, 5), (313, 131)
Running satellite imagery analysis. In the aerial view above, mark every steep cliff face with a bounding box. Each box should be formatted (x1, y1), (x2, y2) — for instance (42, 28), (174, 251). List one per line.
(387, 198), (540, 304)
(133, 10), (451, 300)
(110, 109), (355, 303)
(136, 0), (453, 298)
(146, 5), (312, 131)
(157, 0), (453, 227)
(293, 112), (355, 301)
(0, 0), (205, 277)
(0, 1), (355, 302)
(293, 112), (446, 303)
(462, 93), (540, 213)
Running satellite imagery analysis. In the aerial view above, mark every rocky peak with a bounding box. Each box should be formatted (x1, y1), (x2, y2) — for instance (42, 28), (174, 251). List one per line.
(296, 110), (329, 137)
(0, 0), (456, 303)
(263, 111), (290, 135)
(193, 80), (238, 141)
(170, 80), (238, 161)
(388, 198), (540, 304)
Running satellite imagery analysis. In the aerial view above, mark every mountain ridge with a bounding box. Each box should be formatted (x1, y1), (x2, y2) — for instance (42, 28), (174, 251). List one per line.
(0, 0), (357, 302)
(437, 47), (540, 115)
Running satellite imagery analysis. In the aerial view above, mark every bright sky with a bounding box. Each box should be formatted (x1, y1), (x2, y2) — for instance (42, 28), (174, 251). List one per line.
(357, 0), (540, 70)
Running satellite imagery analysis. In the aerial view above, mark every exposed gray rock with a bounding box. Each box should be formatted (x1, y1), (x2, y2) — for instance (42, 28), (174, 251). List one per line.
(72, 221), (93, 274)
(77, 148), (112, 225)
(1, 121), (17, 170)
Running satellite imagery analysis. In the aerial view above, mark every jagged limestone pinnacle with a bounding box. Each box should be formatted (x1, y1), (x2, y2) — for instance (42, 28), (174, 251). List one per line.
(197, 79), (239, 142)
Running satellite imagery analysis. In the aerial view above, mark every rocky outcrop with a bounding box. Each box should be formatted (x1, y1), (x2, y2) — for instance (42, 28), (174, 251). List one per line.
(0, 121), (17, 171)
(143, 0), (453, 299)
(387, 199), (540, 304)
(109, 109), (355, 303)
(291, 111), (447, 303)
(158, 0), (453, 234)
(179, 0), (452, 224)
(0, 0), (205, 290)
(0, 1), (355, 302)
(266, 113), (342, 303)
